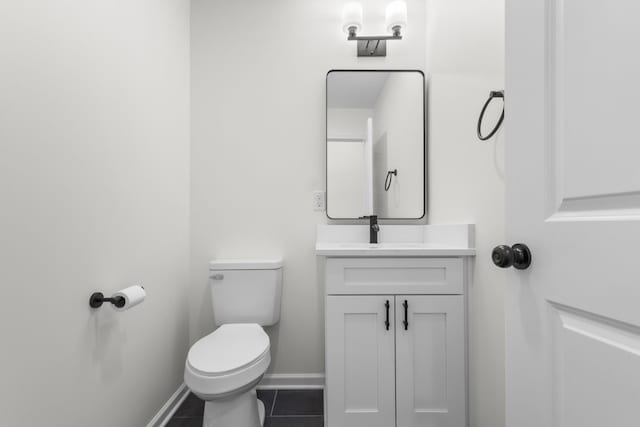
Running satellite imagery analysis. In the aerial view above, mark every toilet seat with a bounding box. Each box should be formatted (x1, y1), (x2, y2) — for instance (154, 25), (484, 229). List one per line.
(188, 324), (269, 376)
(185, 323), (271, 398)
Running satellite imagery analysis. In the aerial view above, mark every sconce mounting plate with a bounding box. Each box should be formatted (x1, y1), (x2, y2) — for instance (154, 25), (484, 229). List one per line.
(357, 40), (387, 57)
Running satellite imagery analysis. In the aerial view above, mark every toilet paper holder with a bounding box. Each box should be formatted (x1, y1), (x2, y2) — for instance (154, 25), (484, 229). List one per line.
(89, 292), (125, 308)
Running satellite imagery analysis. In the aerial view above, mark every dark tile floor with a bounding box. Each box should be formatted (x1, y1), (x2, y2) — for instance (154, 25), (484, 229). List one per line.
(167, 389), (324, 427)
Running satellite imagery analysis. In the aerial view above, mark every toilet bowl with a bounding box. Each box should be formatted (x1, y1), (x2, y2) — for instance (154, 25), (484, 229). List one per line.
(184, 259), (283, 427)
(185, 324), (271, 427)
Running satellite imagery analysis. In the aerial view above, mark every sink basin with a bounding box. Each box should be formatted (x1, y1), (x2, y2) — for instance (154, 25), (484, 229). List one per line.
(315, 224), (475, 257)
(336, 242), (427, 249)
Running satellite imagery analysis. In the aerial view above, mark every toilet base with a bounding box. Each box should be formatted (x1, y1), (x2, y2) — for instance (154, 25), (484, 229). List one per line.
(202, 388), (265, 427)
(257, 399), (265, 425)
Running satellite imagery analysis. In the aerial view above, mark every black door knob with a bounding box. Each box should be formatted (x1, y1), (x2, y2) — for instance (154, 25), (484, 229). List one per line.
(492, 243), (532, 270)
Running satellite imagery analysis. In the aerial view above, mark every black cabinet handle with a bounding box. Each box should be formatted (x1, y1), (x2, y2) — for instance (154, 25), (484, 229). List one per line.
(384, 300), (390, 330)
(403, 300), (408, 330)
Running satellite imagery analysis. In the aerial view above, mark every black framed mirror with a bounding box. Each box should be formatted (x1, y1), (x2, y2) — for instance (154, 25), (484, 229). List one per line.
(326, 70), (426, 220)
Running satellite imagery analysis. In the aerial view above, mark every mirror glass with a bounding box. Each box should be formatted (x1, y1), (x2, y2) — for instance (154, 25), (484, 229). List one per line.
(326, 70), (425, 219)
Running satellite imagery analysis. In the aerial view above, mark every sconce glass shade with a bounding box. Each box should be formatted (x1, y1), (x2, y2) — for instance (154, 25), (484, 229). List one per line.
(385, 0), (408, 32)
(342, 2), (363, 34)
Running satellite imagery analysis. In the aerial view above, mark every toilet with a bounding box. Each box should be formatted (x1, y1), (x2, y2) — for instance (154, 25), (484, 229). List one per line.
(184, 259), (283, 427)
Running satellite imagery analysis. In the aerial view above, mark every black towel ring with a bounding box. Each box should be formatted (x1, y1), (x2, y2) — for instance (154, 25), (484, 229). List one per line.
(384, 169), (397, 192)
(477, 90), (505, 141)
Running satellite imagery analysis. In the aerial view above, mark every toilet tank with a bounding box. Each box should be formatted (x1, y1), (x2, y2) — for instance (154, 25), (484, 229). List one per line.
(209, 259), (283, 327)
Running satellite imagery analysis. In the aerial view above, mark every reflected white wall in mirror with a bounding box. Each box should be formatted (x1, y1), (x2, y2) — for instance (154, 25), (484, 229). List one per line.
(326, 70), (425, 219)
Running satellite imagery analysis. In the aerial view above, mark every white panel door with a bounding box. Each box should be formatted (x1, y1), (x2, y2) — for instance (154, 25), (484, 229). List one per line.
(325, 296), (396, 427)
(506, 1), (640, 426)
(395, 296), (465, 427)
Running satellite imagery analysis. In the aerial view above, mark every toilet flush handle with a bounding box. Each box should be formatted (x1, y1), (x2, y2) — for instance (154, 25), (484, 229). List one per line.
(210, 274), (224, 280)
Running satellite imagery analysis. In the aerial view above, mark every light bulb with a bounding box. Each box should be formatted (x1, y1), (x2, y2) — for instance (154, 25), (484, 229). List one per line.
(342, 2), (363, 35)
(385, 0), (407, 33)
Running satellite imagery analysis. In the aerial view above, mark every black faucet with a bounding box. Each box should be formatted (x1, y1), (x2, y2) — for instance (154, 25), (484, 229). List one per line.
(360, 215), (380, 244)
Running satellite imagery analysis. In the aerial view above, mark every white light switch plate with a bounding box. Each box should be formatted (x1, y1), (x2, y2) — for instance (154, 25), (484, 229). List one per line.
(313, 191), (325, 211)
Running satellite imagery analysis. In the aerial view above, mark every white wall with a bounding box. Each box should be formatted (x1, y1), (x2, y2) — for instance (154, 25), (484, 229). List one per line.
(0, 1), (191, 426)
(327, 108), (372, 218)
(190, 0), (426, 376)
(327, 108), (372, 140)
(425, 1), (507, 427)
(327, 140), (366, 218)
(373, 73), (424, 218)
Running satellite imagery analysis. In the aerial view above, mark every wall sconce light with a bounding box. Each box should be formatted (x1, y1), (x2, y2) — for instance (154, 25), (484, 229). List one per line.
(342, 1), (408, 57)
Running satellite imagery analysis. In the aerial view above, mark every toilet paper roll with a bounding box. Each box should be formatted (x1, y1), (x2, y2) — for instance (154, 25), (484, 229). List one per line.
(112, 285), (146, 311)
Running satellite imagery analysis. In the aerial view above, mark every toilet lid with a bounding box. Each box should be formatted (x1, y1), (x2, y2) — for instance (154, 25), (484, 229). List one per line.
(187, 324), (270, 376)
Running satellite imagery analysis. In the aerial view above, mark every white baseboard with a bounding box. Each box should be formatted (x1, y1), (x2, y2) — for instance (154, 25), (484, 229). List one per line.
(147, 383), (190, 427)
(257, 373), (325, 390)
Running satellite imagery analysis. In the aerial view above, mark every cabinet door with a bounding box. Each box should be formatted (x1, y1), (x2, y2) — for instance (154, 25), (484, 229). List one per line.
(395, 295), (466, 427)
(326, 296), (396, 427)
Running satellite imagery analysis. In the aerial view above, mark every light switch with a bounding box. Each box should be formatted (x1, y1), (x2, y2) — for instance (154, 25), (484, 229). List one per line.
(313, 191), (326, 211)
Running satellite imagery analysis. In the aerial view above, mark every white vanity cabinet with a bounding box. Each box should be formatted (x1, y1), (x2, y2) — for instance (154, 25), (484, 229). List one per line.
(326, 295), (396, 427)
(326, 293), (465, 427)
(317, 224), (474, 427)
(394, 295), (465, 427)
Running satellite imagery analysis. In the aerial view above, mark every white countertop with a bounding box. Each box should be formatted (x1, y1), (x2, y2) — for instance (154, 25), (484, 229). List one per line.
(315, 224), (476, 257)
